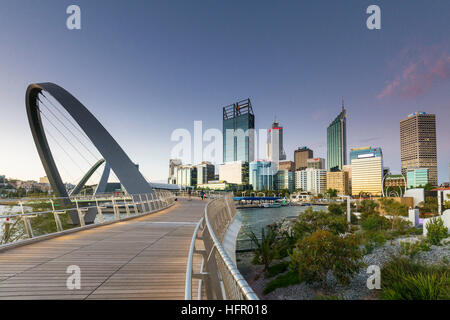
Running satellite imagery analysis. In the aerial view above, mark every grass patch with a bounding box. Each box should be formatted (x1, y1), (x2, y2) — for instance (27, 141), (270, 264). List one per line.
(263, 271), (301, 295)
(267, 261), (289, 278)
(380, 256), (450, 300)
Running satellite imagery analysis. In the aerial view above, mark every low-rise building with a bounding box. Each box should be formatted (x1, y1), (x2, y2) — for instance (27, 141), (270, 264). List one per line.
(197, 181), (238, 192)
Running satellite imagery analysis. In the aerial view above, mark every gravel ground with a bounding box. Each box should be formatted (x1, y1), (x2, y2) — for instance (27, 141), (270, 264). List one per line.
(236, 236), (450, 300)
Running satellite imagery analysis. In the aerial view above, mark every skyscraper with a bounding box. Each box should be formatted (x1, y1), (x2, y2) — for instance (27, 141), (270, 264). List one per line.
(294, 147), (313, 171)
(223, 99), (255, 163)
(350, 147), (383, 196)
(266, 117), (286, 163)
(400, 112), (437, 186)
(327, 100), (347, 171)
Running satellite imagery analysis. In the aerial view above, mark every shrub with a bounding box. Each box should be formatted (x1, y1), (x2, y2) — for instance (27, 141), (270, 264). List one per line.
(399, 240), (431, 259)
(426, 217), (448, 245)
(378, 198), (408, 217)
(267, 261), (289, 278)
(290, 230), (363, 288)
(327, 203), (344, 216)
(263, 271), (301, 295)
(380, 256), (450, 300)
(293, 208), (347, 240)
(361, 231), (387, 255)
(361, 214), (390, 232)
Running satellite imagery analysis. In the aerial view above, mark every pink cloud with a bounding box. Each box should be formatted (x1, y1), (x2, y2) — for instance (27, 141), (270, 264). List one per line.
(378, 46), (450, 99)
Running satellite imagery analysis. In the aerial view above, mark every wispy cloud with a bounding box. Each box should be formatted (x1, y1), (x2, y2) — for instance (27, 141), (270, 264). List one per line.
(378, 45), (450, 99)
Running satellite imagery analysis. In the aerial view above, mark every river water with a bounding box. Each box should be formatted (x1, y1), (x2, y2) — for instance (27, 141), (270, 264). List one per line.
(236, 205), (324, 251)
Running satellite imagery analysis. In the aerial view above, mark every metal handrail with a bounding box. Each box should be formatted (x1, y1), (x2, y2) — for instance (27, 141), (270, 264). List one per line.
(185, 193), (259, 300)
(184, 216), (204, 300)
(0, 191), (176, 247)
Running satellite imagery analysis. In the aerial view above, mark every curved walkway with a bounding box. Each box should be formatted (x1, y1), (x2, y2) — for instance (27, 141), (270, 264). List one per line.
(0, 199), (206, 299)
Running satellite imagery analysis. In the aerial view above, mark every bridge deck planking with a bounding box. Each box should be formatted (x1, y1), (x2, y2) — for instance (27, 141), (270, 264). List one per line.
(0, 199), (206, 300)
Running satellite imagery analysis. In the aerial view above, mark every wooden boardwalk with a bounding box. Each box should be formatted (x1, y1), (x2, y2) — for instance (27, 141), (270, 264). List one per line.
(0, 199), (206, 300)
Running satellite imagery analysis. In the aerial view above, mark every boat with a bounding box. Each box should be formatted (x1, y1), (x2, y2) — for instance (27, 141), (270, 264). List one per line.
(262, 202), (281, 208)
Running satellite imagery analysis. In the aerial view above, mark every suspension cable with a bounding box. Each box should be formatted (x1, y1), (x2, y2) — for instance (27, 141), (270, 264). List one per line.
(38, 95), (100, 162)
(38, 106), (95, 168)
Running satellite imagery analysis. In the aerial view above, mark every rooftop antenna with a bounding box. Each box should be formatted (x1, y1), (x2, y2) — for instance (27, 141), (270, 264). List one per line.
(342, 96), (345, 112)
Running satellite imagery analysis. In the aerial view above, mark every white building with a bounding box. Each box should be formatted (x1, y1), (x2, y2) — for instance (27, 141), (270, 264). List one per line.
(218, 161), (246, 185)
(175, 165), (197, 187)
(295, 168), (327, 195)
(266, 118), (286, 169)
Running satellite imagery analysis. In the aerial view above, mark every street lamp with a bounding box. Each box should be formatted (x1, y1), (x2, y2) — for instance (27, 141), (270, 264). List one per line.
(338, 194), (352, 224)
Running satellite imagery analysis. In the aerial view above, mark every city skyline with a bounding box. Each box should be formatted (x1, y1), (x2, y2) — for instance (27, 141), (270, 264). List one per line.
(0, 1), (449, 184)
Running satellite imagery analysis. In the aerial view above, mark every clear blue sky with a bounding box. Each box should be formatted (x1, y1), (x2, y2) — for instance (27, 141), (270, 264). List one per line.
(0, 0), (449, 184)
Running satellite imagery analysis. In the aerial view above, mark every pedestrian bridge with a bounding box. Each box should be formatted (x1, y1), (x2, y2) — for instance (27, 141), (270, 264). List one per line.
(0, 194), (257, 300)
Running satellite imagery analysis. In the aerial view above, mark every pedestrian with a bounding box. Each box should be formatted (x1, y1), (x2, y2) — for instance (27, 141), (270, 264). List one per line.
(187, 188), (191, 201)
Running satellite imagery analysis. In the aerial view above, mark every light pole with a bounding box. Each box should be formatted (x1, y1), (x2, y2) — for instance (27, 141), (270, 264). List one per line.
(339, 194), (352, 224)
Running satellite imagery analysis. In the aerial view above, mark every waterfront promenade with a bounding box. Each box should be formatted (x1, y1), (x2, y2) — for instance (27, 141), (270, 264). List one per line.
(0, 198), (206, 299)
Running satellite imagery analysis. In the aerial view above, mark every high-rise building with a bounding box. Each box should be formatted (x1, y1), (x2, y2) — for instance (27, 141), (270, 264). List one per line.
(307, 158), (325, 170)
(218, 161), (249, 185)
(175, 165), (197, 187)
(342, 164), (352, 195)
(266, 117), (286, 164)
(400, 112), (437, 186)
(275, 170), (294, 193)
(294, 147), (313, 171)
(168, 159), (182, 184)
(223, 99), (255, 163)
(327, 100), (347, 171)
(279, 161), (295, 172)
(196, 161), (215, 185)
(407, 168), (429, 189)
(326, 171), (349, 195)
(249, 160), (276, 191)
(295, 168), (327, 195)
(350, 147), (383, 196)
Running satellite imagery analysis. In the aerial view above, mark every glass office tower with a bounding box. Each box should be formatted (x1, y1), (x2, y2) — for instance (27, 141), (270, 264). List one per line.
(327, 103), (347, 171)
(223, 99), (255, 163)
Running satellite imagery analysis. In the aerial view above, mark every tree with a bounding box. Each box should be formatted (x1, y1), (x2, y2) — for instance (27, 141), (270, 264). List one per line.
(326, 188), (338, 198)
(248, 227), (278, 272)
(419, 197), (438, 214)
(327, 203), (344, 216)
(426, 217), (448, 245)
(358, 199), (379, 219)
(289, 230), (363, 288)
(292, 208), (347, 240)
(378, 198), (409, 231)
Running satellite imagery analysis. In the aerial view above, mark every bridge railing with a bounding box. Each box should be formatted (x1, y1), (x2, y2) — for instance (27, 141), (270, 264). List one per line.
(0, 190), (176, 247)
(185, 193), (258, 300)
